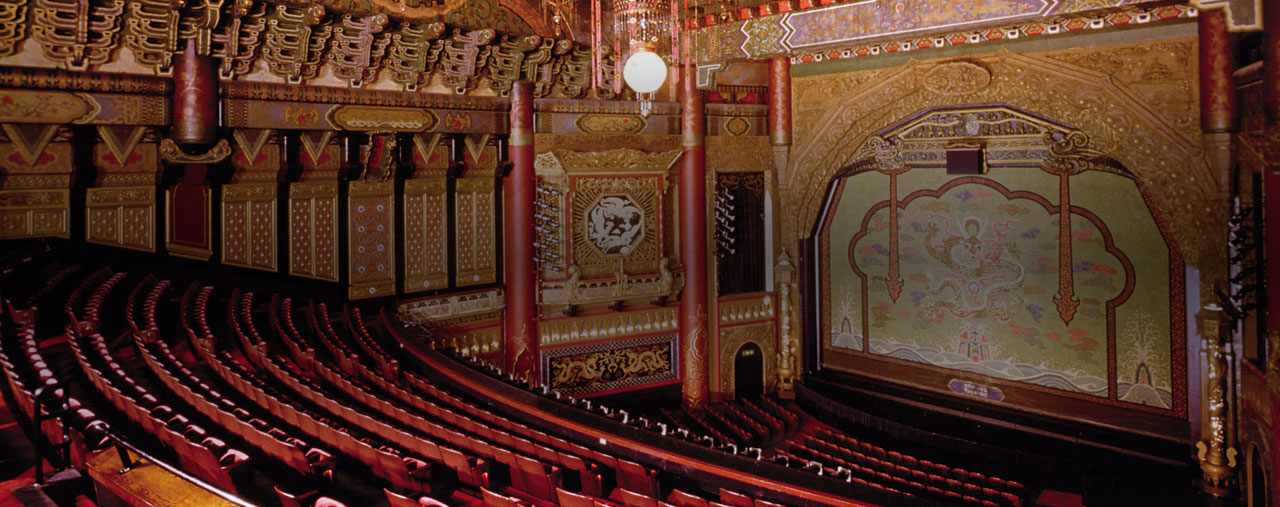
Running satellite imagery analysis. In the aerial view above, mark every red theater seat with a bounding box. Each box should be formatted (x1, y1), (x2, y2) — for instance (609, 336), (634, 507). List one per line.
(718, 489), (754, 507)
(666, 489), (708, 507)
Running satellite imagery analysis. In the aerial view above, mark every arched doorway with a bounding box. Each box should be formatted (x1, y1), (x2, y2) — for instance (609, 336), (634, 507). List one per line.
(734, 343), (763, 398)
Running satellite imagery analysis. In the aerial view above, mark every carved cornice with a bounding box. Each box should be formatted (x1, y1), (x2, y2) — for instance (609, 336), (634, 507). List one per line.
(535, 148), (683, 174)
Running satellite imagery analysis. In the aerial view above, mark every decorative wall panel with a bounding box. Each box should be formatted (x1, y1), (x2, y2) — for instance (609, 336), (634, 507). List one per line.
(222, 184), (278, 271)
(348, 179), (396, 299)
(404, 178), (449, 291)
(224, 130), (281, 272)
(87, 186), (155, 251)
(569, 175), (663, 278)
(289, 181), (340, 282)
(0, 189), (67, 238)
(542, 333), (678, 396)
(0, 129), (71, 239)
(454, 177), (496, 286)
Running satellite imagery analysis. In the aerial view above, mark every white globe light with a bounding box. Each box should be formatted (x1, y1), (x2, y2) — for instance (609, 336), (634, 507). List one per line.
(622, 50), (667, 94)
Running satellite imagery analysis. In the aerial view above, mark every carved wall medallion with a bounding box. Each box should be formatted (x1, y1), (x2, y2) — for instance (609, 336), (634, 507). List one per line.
(922, 61), (992, 96)
(570, 175), (660, 277)
(586, 195), (644, 256)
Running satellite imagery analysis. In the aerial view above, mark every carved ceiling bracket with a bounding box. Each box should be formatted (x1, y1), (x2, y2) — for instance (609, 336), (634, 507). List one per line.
(33, 0), (126, 71)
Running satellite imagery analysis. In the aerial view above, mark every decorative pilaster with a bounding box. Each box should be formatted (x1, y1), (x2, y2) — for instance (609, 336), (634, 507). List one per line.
(504, 81), (539, 384)
(680, 62), (709, 409)
(1267, 164), (1280, 338)
(775, 251), (796, 399)
(1199, 10), (1238, 194)
(1196, 305), (1237, 496)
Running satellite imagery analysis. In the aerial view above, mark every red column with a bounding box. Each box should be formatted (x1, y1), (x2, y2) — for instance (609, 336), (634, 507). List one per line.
(1268, 167), (1280, 336)
(172, 39), (218, 146)
(1199, 10), (1238, 134)
(1268, 0), (1280, 333)
(1263, 0), (1280, 124)
(768, 57), (791, 147)
(504, 81), (539, 383)
(680, 63), (709, 409)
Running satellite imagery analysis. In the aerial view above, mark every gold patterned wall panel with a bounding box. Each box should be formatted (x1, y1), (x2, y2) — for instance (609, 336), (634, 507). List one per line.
(348, 179), (396, 299)
(222, 183), (278, 272)
(454, 177), (495, 287)
(784, 38), (1220, 289)
(0, 189), (67, 238)
(86, 186), (155, 251)
(718, 321), (776, 400)
(403, 177), (449, 292)
(289, 181), (339, 282)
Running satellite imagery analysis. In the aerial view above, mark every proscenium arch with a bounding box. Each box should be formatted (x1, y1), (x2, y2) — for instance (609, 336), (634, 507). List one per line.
(804, 102), (1189, 430)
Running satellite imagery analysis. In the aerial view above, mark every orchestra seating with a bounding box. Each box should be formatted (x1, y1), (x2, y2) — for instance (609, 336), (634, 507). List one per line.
(0, 249), (1038, 506)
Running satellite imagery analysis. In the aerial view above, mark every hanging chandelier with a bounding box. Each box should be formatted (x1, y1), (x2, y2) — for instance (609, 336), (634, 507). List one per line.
(593, 0), (681, 116)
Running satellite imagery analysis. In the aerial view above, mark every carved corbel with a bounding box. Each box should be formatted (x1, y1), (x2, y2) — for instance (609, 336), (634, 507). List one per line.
(487, 34), (543, 97)
(262, 4), (330, 83)
(328, 14), (391, 88)
(210, 0), (267, 79)
(385, 21), (445, 91)
(32, 0), (126, 71)
(123, 0), (187, 75)
(440, 28), (495, 94)
(0, 0), (27, 58)
(160, 138), (231, 164)
(554, 43), (592, 99)
(531, 39), (570, 98)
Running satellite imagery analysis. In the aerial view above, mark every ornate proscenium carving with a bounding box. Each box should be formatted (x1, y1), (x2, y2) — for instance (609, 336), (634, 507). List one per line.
(1196, 305), (1238, 496)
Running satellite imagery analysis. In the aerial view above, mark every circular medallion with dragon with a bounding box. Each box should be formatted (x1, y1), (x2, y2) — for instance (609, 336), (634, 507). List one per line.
(587, 195), (645, 256)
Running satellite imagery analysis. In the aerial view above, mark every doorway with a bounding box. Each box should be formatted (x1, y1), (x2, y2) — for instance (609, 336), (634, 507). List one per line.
(734, 342), (764, 398)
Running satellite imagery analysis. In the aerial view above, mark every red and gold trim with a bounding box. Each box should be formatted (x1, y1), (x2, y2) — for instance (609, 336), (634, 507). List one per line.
(172, 40), (218, 146)
(768, 57), (791, 146)
(1198, 10), (1238, 133)
(504, 81), (539, 383)
(680, 63), (710, 408)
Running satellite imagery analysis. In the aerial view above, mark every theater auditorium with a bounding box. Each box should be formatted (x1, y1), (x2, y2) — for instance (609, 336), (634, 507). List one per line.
(0, 0), (1275, 506)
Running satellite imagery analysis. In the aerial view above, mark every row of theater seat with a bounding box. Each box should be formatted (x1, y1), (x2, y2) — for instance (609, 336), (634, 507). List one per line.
(64, 272), (251, 493)
(3, 256), (880, 507)
(781, 431), (1025, 507)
